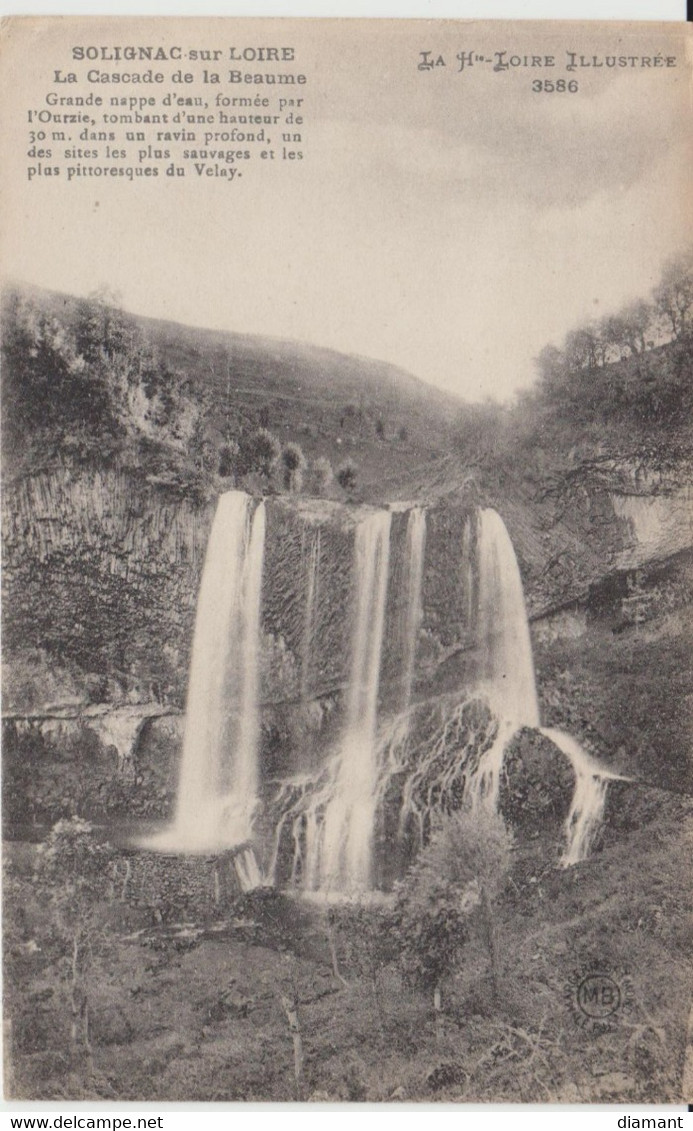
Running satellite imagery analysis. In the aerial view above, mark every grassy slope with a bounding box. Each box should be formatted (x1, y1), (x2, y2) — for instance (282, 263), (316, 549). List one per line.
(5, 798), (689, 1102)
(7, 284), (464, 502)
(143, 311), (464, 500)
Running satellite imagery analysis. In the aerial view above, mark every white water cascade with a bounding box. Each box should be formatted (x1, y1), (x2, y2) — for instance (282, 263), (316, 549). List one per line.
(144, 490), (266, 865)
(318, 509), (391, 891)
(467, 507), (540, 811)
(282, 509), (392, 895)
(399, 507), (426, 711)
(541, 728), (618, 866)
(467, 507), (615, 864)
(146, 490), (614, 891)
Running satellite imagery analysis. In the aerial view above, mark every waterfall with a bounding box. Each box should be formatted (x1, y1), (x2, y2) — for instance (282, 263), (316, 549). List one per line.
(461, 510), (475, 629)
(467, 508), (539, 811)
(270, 502), (613, 887)
(399, 507), (426, 711)
(540, 728), (616, 866)
(283, 509), (392, 895)
(466, 508), (613, 865)
(146, 490), (613, 891)
(318, 509), (391, 891)
(143, 490), (266, 866)
(475, 508), (540, 729)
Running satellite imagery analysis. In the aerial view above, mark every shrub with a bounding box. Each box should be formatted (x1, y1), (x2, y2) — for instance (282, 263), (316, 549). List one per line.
(240, 427), (281, 479)
(336, 459), (358, 493)
(307, 457), (334, 497)
(396, 808), (513, 1016)
(281, 442), (307, 493)
(33, 819), (118, 1065)
(218, 440), (240, 479)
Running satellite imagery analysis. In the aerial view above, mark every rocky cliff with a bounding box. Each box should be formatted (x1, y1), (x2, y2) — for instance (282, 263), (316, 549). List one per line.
(2, 465), (691, 833)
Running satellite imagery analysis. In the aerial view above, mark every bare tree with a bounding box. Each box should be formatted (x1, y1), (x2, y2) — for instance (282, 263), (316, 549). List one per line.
(601, 300), (654, 359)
(652, 248), (693, 341)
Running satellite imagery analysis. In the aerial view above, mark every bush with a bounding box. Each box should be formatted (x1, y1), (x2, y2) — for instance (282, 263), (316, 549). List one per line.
(33, 819), (118, 1064)
(396, 808), (513, 1014)
(240, 427), (281, 479)
(218, 440), (240, 479)
(336, 459), (358, 493)
(281, 442), (307, 493)
(305, 456), (333, 497)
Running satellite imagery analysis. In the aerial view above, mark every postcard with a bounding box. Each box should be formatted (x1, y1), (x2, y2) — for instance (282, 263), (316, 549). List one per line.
(1, 16), (691, 1104)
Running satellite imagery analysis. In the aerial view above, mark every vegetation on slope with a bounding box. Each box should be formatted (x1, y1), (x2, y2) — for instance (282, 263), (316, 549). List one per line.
(1, 284), (460, 504)
(2, 249), (691, 511)
(452, 249), (693, 498)
(4, 785), (689, 1102)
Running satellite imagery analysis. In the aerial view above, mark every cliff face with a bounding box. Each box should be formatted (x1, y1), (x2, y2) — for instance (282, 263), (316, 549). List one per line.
(2, 466), (691, 832)
(493, 461), (693, 621)
(1, 472), (476, 829)
(2, 470), (214, 708)
(2, 473), (480, 713)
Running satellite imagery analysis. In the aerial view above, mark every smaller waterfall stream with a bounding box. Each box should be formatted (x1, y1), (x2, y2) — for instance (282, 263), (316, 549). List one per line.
(465, 508), (615, 864)
(399, 507), (426, 711)
(272, 509), (392, 896)
(316, 510), (392, 892)
(540, 728), (621, 865)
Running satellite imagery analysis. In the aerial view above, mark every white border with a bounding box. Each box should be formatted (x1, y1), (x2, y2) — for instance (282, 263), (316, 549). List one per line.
(0, 1), (687, 19)
(1, 0), (689, 1124)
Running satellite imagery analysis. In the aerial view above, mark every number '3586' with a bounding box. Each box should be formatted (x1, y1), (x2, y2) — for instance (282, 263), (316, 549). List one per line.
(532, 79), (579, 92)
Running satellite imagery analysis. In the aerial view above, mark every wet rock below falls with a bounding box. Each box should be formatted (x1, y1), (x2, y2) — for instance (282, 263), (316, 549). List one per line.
(499, 729), (577, 842)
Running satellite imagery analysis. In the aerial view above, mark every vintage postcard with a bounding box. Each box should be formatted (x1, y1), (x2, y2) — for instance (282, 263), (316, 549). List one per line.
(1, 16), (691, 1104)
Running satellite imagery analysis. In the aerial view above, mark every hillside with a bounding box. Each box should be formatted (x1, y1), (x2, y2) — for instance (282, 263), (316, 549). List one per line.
(1, 283), (462, 502)
(3, 277), (692, 620)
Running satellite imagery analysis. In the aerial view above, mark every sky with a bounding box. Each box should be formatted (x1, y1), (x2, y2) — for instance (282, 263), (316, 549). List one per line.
(1, 17), (691, 403)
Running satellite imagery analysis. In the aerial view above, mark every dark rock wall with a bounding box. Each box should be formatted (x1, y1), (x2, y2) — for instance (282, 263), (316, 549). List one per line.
(421, 506), (473, 650)
(2, 471), (214, 706)
(2, 714), (183, 835)
(532, 552), (693, 795)
(261, 497), (356, 703)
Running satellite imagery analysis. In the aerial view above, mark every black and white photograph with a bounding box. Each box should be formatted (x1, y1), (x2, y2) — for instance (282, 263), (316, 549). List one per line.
(1, 16), (691, 1107)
